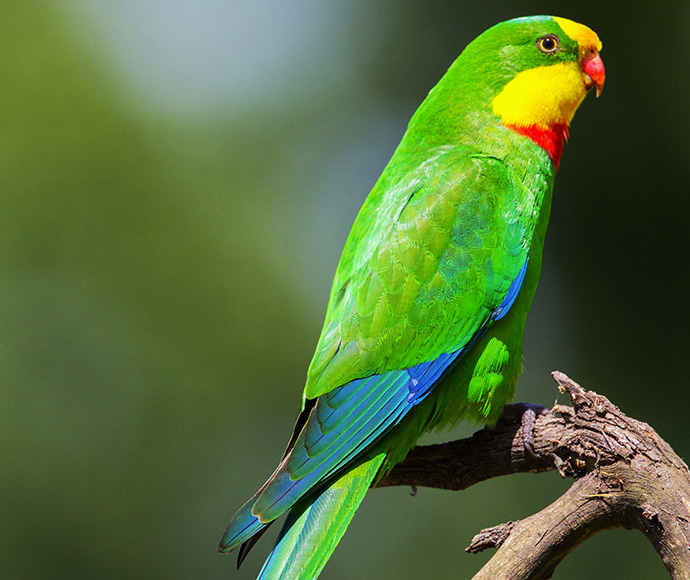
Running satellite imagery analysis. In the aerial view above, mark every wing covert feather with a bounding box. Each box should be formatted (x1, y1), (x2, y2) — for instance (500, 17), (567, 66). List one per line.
(306, 147), (531, 399)
(220, 149), (538, 550)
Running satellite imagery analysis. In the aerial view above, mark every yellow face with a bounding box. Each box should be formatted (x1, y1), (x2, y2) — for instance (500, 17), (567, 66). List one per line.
(553, 17), (601, 54)
(491, 18), (602, 130)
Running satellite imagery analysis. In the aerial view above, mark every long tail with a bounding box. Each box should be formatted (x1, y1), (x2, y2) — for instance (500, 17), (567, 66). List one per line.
(256, 453), (386, 580)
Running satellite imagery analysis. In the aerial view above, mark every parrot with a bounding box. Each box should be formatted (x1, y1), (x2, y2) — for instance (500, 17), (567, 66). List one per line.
(218, 14), (605, 580)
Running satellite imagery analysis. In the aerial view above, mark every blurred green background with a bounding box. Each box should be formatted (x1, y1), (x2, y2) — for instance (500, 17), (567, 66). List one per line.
(2, 1), (686, 578)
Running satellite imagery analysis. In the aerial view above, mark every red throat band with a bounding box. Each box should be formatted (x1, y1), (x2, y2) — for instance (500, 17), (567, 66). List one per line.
(506, 123), (569, 169)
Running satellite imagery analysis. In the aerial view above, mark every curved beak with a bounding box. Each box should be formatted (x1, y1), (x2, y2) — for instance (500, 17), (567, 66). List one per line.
(582, 48), (605, 97)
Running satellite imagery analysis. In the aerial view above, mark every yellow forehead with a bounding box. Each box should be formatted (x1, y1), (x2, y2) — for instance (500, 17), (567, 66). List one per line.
(553, 16), (602, 51)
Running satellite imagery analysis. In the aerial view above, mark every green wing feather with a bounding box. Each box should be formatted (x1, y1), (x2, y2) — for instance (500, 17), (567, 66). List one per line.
(219, 146), (545, 559)
(306, 147), (533, 400)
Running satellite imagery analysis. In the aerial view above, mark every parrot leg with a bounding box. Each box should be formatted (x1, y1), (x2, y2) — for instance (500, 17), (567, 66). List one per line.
(500, 402), (550, 457)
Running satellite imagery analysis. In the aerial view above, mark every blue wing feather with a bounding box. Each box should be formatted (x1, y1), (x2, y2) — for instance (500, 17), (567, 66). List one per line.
(492, 257), (529, 321)
(219, 257), (528, 554)
(254, 371), (417, 519)
(219, 493), (269, 552)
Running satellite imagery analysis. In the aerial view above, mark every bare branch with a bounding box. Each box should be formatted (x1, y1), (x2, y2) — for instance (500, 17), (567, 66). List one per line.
(377, 372), (690, 579)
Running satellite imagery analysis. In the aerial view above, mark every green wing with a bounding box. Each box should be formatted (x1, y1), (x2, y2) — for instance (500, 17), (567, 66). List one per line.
(220, 146), (542, 563)
(305, 146), (532, 399)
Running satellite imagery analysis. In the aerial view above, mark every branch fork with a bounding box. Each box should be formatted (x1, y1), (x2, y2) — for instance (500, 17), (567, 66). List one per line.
(377, 372), (690, 579)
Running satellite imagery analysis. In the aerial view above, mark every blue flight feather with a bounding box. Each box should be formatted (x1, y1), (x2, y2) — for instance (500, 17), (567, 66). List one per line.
(492, 257), (529, 321)
(219, 262), (528, 553)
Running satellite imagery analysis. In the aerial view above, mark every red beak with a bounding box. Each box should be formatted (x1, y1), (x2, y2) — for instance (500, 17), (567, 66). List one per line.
(582, 49), (605, 97)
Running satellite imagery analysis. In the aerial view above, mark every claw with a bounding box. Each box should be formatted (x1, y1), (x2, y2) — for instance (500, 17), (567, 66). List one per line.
(508, 402), (549, 457)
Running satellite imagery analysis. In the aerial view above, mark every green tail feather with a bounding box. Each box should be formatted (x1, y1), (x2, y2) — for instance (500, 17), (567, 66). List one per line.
(257, 454), (386, 580)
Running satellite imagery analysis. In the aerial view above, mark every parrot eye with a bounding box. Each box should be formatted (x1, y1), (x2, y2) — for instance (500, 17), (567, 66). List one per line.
(537, 34), (560, 53)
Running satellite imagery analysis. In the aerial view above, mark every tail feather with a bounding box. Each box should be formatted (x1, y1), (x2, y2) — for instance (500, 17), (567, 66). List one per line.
(257, 454), (386, 580)
(237, 524), (272, 568)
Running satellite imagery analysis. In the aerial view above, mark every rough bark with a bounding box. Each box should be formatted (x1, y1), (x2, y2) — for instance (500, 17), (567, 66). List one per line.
(377, 372), (690, 579)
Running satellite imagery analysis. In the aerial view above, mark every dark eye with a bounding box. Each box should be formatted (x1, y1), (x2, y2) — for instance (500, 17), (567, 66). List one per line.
(537, 34), (560, 53)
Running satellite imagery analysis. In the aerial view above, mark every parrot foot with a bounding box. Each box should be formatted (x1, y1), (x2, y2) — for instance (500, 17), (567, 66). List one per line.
(501, 402), (550, 457)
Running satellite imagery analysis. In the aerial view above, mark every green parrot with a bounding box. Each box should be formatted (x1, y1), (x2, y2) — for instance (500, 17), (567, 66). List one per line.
(219, 15), (604, 579)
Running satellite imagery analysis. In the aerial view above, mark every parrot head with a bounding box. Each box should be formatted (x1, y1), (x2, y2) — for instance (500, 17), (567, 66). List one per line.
(487, 16), (604, 130)
(418, 15), (604, 167)
(481, 16), (604, 165)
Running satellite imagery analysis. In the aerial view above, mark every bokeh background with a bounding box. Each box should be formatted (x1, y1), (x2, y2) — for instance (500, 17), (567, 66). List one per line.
(2, 1), (687, 578)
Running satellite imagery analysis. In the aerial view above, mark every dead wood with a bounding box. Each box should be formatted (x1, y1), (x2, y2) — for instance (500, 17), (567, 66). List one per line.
(377, 372), (690, 579)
